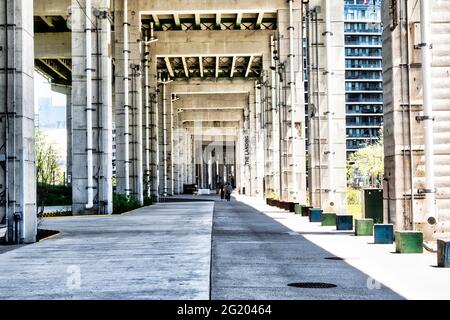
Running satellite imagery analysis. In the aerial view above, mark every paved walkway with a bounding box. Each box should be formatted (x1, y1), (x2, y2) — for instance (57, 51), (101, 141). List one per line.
(0, 195), (448, 300)
(0, 202), (213, 300)
(211, 197), (401, 300)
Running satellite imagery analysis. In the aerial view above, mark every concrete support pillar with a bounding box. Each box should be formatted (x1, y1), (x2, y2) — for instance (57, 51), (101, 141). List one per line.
(382, 0), (450, 239)
(114, 0), (143, 205)
(254, 81), (265, 197)
(71, 0), (113, 215)
(0, 0), (36, 243)
(306, 0), (347, 213)
(249, 89), (257, 196)
(242, 108), (251, 195)
(168, 94), (174, 195)
(270, 52), (282, 199)
(278, 6), (307, 205)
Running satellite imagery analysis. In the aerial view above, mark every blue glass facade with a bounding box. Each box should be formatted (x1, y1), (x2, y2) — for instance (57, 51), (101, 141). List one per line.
(344, 0), (383, 153)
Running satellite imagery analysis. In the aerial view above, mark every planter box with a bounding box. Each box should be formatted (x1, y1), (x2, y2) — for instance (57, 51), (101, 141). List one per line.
(438, 239), (450, 268)
(321, 213), (337, 227)
(302, 206), (312, 217)
(395, 231), (423, 254)
(309, 208), (323, 223)
(355, 219), (374, 236)
(336, 215), (354, 231)
(374, 224), (394, 244)
(288, 202), (296, 213)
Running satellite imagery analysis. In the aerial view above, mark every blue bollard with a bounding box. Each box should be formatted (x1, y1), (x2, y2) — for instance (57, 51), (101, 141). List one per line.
(336, 215), (354, 231)
(309, 208), (323, 223)
(374, 224), (394, 244)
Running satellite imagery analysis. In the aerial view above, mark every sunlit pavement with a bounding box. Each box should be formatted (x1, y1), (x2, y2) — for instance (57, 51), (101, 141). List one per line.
(236, 195), (450, 300)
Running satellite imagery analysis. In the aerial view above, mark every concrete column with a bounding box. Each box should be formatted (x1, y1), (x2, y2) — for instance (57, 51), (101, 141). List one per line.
(249, 89), (257, 196)
(382, 0), (450, 239)
(114, 0), (143, 205)
(243, 107), (251, 195)
(71, 0), (113, 215)
(254, 81), (265, 197)
(278, 6), (307, 205)
(0, 0), (36, 243)
(128, 12), (144, 205)
(306, 0), (346, 213)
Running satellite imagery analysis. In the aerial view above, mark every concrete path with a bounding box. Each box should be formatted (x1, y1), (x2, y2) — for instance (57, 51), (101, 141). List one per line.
(237, 195), (450, 300)
(211, 197), (402, 300)
(0, 202), (213, 300)
(1, 195), (448, 300)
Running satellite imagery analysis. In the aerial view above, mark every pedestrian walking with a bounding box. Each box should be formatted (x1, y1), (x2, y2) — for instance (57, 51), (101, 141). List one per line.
(225, 183), (233, 202)
(220, 183), (225, 201)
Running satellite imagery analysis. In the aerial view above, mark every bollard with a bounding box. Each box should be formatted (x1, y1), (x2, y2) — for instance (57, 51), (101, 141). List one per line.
(355, 219), (374, 236)
(336, 215), (354, 231)
(321, 213), (337, 227)
(374, 224), (394, 244)
(395, 231), (423, 254)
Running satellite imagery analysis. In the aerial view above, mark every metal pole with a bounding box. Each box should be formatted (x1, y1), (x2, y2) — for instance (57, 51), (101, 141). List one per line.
(123, 0), (131, 196)
(162, 82), (168, 196)
(144, 37), (151, 199)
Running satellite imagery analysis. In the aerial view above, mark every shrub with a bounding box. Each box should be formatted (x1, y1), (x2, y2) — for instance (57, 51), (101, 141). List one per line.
(113, 194), (141, 215)
(37, 184), (72, 207)
(347, 188), (361, 206)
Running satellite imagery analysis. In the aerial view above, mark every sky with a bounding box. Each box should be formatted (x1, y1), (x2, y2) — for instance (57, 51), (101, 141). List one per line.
(34, 71), (68, 170)
(34, 71), (66, 111)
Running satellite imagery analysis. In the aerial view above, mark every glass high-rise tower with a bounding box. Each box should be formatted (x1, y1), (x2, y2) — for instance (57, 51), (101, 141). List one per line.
(344, 0), (383, 154)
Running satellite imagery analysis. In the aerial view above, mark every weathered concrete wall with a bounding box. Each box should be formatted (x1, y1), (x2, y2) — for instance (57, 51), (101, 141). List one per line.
(382, 0), (450, 238)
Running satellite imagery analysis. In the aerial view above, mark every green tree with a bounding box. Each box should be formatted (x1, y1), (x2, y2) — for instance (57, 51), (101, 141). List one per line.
(348, 131), (384, 188)
(36, 129), (64, 186)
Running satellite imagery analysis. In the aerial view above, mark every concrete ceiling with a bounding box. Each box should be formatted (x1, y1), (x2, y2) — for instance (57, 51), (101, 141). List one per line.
(157, 55), (262, 79)
(142, 11), (277, 31)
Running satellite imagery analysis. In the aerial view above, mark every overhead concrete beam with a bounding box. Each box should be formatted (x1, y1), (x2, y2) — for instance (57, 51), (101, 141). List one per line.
(180, 110), (243, 122)
(183, 121), (240, 129)
(40, 16), (54, 27)
(138, 0), (295, 12)
(181, 57), (189, 78)
(173, 93), (248, 110)
(151, 30), (273, 62)
(245, 55), (254, 78)
(34, 0), (70, 16)
(164, 57), (175, 78)
(230, 56), (236, 77)
(35, 32), (71, 59)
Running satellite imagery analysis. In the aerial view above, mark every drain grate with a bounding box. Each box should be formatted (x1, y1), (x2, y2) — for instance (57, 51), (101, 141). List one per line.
(288, 282), (337, 289)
